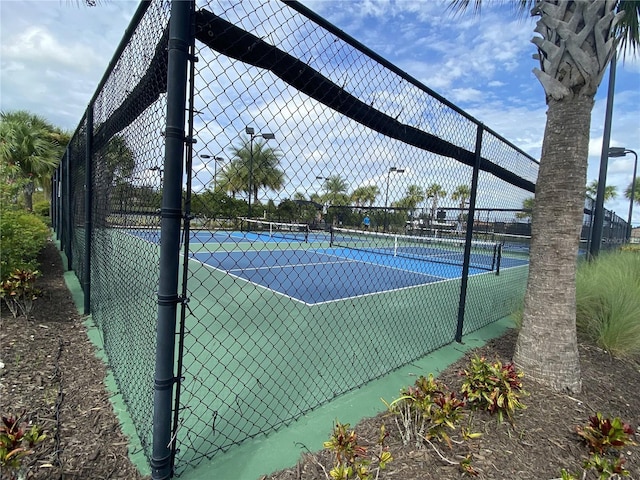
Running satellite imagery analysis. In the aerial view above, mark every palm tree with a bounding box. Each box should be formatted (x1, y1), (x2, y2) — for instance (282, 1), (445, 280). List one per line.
(586, 180), (618, 201)
(515, 197), (535, 221)
(624, 178), (640, 205)
(351, 184), (380, 207)
(452, 0), (640, 393)
(425, 183), (447, 224)
(226, 137), (284, 203)
(215, 161), (245, 198)
(402, 184), (425, 210)
(451, 184), (471, 212)
(0, 110), (67, 211)
(322, 175), (350, 207)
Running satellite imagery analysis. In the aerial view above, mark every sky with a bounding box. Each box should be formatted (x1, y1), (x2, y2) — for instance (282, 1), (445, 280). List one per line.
(1, 0), (639, 226)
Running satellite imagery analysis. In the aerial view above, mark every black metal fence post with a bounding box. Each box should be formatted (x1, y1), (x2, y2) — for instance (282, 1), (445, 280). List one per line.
(51, 170), (57, 237)
(455, 124), (484, 343)
(64, 148), (72, 270)
(56, 166), (62, 241)
(83, 106), (93, 315)
(151, 1), (192, 479)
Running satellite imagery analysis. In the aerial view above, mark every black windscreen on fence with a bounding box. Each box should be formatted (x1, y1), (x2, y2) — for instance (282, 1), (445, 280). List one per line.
(51, 1), (628, 478)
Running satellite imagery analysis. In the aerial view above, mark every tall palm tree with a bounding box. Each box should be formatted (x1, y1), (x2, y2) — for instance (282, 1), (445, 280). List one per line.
(0, 110), (66, 211)
(425, 183), (447, 224)
(624, 178), (640, 205)
(451, 184), (471, 211)
(402, 184), (425, 210)
(452, 0), (640, 393)
(322, 175), (350, 207)
(226, 137), (284, 203)
(351, 184), (380, 206)
(586, 180), (618, 201)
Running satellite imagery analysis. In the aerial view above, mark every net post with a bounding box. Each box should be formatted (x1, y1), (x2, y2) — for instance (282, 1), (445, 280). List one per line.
(495, 244), (502, 275)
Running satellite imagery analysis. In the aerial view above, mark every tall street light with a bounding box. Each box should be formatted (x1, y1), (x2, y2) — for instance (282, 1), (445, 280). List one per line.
(199, 154), (224, 186)
(608, 147), (638, 241)
(245, 126), (275, 219)
(384, 166), (404, 232)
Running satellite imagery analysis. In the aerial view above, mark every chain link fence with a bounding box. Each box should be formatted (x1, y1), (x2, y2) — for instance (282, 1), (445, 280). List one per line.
(50, 1), (630, 478)
(53, 0), (171, 467)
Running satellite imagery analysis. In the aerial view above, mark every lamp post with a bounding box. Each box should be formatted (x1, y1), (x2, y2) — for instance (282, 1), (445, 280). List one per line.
(149, 166), (164, 189)
(245, 126), (275, 219)
(608, 147), (638, 241)
(384, 166), (404, 232)
(199, 154), (224, 185)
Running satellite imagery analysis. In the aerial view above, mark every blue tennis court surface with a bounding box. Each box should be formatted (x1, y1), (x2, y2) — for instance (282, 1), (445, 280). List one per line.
(191, 248), (495, 304)
(126, 228), (528, 304)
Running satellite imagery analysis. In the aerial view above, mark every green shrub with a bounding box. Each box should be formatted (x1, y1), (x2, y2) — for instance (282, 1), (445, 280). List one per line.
(32, 200), (50, 218)
(576, 251), (640, 357)
(0, 209), (49, 281)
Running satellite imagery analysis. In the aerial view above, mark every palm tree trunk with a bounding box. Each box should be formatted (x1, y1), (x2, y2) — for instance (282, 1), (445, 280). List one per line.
(513, 95), (594, 394)
(24, 180), (35, 211)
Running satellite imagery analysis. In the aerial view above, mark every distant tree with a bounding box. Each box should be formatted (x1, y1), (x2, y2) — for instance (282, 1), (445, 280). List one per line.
(321, 175), (350, 207)
(95, 135), (135, 213)
(396, 184), (425, 210)
(351, 184), (379, 206)
(586, 180), (618, 201)
(516, 197), (535, 221)
(451, 184), (471, 211)
(225, 137), (284, 203)
(293, 191), (307, 201)
(624, 178), (640, 205)
(425, 183), (447, 224)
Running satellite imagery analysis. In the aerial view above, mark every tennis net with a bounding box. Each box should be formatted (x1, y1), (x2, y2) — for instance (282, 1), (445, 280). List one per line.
(242, 218), (310, 242)
(330, 227), (501, 272)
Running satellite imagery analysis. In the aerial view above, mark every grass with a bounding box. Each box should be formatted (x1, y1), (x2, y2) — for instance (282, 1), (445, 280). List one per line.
(576, 248), (640, 357)
(509, 247), (640, 358)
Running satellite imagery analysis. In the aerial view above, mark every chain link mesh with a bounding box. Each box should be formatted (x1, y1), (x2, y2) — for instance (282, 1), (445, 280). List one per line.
(50, 1), (630, 476)
(54, 0), (171, 464)
(176, 0), (536, 473)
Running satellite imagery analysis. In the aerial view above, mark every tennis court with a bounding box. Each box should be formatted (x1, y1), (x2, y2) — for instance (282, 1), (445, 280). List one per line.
(130, 222), (529, 305)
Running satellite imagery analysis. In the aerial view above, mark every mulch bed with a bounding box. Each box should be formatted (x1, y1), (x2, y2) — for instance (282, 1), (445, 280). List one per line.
(1, 240), (639, 479)
(0, 240), (148, 480)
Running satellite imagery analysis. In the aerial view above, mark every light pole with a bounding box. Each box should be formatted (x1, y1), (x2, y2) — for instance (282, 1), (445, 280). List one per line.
(149, 166), (164, 189)
(199, 154), (224, 186)
(608, 147), (638, 241)
(245, 126), (275, 219)
(384, 166), (404, 232)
